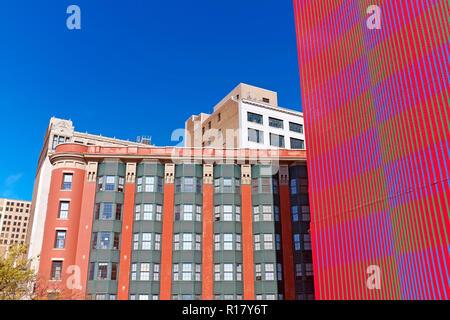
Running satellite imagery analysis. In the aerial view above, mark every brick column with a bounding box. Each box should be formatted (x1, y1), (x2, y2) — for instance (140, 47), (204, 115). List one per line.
(279, 165), (295, 300)
(117, 162), (137, 300)
(202, 164), (214, 300)
(241, 164), (255, 300)
(160, 163), (175, 300)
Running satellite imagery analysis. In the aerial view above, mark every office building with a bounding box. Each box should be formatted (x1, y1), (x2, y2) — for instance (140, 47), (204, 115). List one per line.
(185, 83), (306, 150)
(36, 143), (313, 300)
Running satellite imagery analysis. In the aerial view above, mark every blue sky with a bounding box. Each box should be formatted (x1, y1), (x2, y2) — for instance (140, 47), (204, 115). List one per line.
(0, 0), (301, 201)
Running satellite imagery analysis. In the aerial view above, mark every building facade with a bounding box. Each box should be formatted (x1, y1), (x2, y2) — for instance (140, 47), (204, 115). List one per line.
(0, 198), (32, 257)
(185, 83), (306, 150)
(28, 117), (151, 273)
(295, 0), (450, 299)
(36, 144), (313, 300)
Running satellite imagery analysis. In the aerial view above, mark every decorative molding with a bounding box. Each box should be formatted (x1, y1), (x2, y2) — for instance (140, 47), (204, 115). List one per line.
(53, 160), (86, 170)
(241, 164), (251, 185)
(86, 162), (98, 183)
(164, 163), (175, 184)
(203, 164), (213, 185)
(279, 165), (289, 186)
(126, 162), (137, 184)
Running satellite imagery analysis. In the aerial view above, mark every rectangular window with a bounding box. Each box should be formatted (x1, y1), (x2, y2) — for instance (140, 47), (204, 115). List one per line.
(214, 178), (220, 193)
(58, 201), (69, 219)
(97, 177), (104, 192)
(270, 133), (285, 148)
(263, 234), (273, 250)
(174, 234), (180, 250)
(223, 233), (233, 250)
(118, 177), (125, 192)
(295, 264), (302, 279)
(268, 117), (283, 129)
(89, 262), (95, 280)
(143, 204), (153, 220)
(196, 205), (202, 222)
(277, 263), (283, 280)
(131, 263), (137, 280)
(156, 205), (162, 221)
(154, 264), (160, 281)
(144, 177), (155, 192)
(183, 204), (193, 221)
(292, 206), (299, 222)
(265, 264), (275, 280)
(52, 136), (58, 150)
(252, 178), (259, 193)
(255, 264), (262, 280)
(154, 233), (161, 250)
(224, 264), (233, 281)
(97, 263), (108, 280)
(261, 178), (271, 193)
(214, 264), (220, 281)
(51, 261), (63, 280)
(99, 232), (111, 249)
(182, 264), (192, 281)
(142, 233), (152, 250)
(294, 234), (301, 251)
(254, 235), (260, 250)
(105, 176), (115, 191)
(195, 264), (201, 281)
(304, 234), (312, 250)
(253, 206), (260, 222)
(102, 203), (113, 220)
(133, 233), (139, 250)
(182, 233), (192, 250)
(140, 263), (150, 281)
(195, 234), (201, 250)
(248, 128), (263, 143)
(62, 174), (73, 190)
(196, 177), (202, 193)
(214, 234), (220, 251)
(262, 205), (272, 221)
(113, 232), (120, 249)
(92, 233), (98, 249)
(111, 263), (118, 280)
(223, 205), (233, 221)
(214, 206), (220, 221)
(115, 204), (122, 220)
(135, 204), (141, 220)
(54, 230), (66, 249)
(236, 264), (242, 281)
(157, 177), (164, 193)
(247, 112), (263, 124)
(290, 179), (297, 194)
(223, 178), (233, 193)
(290, 138), (305, 150)
(276, 233), (281, 250)
(236, 234), (241, 250)
(175, 178), (181, 193)
(289, 122), (303, 134)
(184, 177), (194, 192)
(136, 177), (143, 192)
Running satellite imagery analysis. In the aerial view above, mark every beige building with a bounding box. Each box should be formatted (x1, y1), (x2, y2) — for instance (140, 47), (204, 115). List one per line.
(0, 198), (32, 257)
(28, 117), (152, 272)
(185, 83), (305, 150)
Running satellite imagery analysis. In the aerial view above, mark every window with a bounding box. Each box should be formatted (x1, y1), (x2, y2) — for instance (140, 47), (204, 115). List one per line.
(140, 263), (150, 280)
(290, 179), (298, 194)
(115, 204), (122, 220)
(154, 264), (160, 281)
(274, 206), (280, 221)
(262, 97), (270, 103)
(143, 204), (153, 220)
(156, 205), (162, 221)
(113, 232), (120, 249)
(109, 295), (117, 300)
(254, 235), (261, 250)
(223, 205), (233, 221)
(196, 206), (202, 222)
(154, 234), (161, 250)
(54, 230), (66, 249)
(272, 179), (278, 194)
(265, 264), (275, 280)
(218, 113), (221, 122)
(236, 264), (242, 281)
(255, 264), (262, 280)
(97, 263), (108, 280)
(182, 264), (192, 281)
(99, 232), (111, 249)
(139, 295), (149, 300)
(196, 177), (202, 193)
(304, 234), (312, 250)
(270, 133), (285, 148)
(223, 233), (233, 250)
(248, 128), (263, 143)
(51, 261), (63, 280)
(131, 263), (137, 280)
(289, 122), (303, 134)
(247, 112), (263, 124)
(214, 264), (220, 281)
(118, 177), (125, 193)
(277, 263), (283, 280)
(62, 174), (73, 190)
(224, 264), (233, 281)
(262, 205), (272, 221)
(236, 234), (241, 250)
(184, 177), (194, 192)
(292, 206), (299, 222)
(268, 117), (283, 129)
(89, 262), (95, 280)
(223, 178), (232, 192)
(102, 203), (113, 220)
(111, 263), (118, 280)
(183, 234), (192, 250)
(144, 177), (155, 192)
(295, 264), (303, 279)
(306, 263), (313, 276)
(290, 138), (305, 150)
(142, 233), (152, 250)
(95, 294), (106, 300)
(294, 234), (301, 250)
(97, 177), (104, 192)
(58, 201), (69, 219)
(135, 205), (141, 220)
(174, 205), (181, 221)
(183, 204), (193, 221)
(105, 176), (116, 191)
(263, 234), (273, 250)
(195, 264), (201, 281)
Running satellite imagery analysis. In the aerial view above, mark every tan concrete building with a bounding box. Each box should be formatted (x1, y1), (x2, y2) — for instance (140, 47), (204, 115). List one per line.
(185, 83), (305, 150)
(0, 198), (32, 257)
(28, 117), (152, 272)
